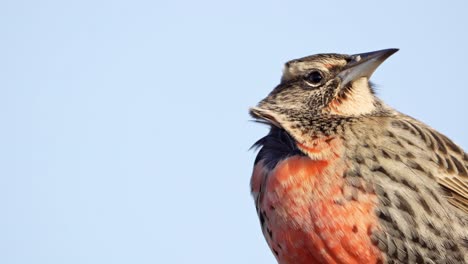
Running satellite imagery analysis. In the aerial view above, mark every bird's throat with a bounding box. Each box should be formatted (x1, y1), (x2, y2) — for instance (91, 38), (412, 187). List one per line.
(329, 78), (377, 116)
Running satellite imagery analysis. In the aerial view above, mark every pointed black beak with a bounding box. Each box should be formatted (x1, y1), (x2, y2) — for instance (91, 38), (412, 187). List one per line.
(338, 48), (398, 87)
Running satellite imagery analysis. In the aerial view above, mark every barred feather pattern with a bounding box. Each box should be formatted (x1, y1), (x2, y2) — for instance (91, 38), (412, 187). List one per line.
(338, 114), (467, 263)
(253, 114), (468, 263)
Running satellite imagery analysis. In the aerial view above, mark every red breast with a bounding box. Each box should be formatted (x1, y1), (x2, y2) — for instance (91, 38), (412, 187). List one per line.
(252, 137), (384, 264)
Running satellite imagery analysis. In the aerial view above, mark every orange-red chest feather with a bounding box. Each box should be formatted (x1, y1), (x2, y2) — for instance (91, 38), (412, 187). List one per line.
(251, 137), (383, 264)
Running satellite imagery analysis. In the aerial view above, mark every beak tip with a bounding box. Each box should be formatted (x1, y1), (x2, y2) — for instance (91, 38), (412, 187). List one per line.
(376, 48), (399, 62)
(387, 48), (399, 56)
(354, 48), (399, 62)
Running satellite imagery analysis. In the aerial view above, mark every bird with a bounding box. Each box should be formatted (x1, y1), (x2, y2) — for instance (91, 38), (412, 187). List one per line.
(249, 49), (468, 264)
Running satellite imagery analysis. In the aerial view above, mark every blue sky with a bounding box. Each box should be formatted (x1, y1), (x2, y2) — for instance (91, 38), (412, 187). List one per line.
(1, 0), (467, 263)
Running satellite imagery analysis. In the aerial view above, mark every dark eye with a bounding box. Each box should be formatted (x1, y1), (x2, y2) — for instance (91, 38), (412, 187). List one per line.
(305, 70), (324, 86)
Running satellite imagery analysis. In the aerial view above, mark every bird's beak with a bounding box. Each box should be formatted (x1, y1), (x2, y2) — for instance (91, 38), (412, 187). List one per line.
(338, 48), (398, 87)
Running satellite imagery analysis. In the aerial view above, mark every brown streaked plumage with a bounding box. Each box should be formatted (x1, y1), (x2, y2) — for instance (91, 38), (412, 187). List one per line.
(250, 49), (468, 264)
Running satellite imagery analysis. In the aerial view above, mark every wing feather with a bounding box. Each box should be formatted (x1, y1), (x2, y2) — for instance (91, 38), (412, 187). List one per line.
(400, 116), (468, 214)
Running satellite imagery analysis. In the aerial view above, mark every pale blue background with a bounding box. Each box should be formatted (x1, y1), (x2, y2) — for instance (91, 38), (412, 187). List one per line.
(1, 0), (467, 263)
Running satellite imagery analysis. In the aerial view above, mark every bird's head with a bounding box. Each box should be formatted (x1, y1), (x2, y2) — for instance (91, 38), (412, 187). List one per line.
(250, 49), (398, 138)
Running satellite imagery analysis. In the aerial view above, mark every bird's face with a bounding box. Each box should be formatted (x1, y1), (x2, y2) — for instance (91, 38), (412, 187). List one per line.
(250, 49), (398, 137)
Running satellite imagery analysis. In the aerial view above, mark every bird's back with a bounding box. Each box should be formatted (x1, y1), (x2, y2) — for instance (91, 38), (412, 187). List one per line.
(341, 114), (467, 263)
(252, 114), (468, 263)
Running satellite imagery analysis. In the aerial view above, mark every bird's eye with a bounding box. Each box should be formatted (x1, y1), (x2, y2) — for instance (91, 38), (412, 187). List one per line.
(305, 70), (324, 86)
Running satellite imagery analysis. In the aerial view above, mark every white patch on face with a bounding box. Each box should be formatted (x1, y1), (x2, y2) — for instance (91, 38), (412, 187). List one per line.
(328, 77), (377, 116)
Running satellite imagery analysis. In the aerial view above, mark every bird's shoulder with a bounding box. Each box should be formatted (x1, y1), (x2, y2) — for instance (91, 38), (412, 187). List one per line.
(348, 113), (468, 215)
